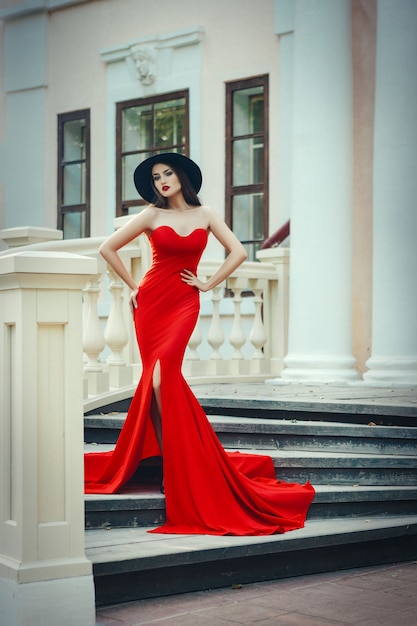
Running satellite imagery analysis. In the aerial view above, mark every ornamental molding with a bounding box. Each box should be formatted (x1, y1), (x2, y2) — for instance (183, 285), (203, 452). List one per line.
(100, 26), (205, 85)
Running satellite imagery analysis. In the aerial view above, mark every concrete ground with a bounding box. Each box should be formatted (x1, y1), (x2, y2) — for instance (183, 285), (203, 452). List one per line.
(95, 560), (417, 625)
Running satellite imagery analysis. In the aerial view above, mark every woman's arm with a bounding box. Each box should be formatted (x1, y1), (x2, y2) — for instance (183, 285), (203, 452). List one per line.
(99, 208), (154, 311)
(181, 208), (247, 292)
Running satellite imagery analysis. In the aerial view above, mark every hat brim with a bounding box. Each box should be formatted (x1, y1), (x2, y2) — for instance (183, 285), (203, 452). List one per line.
(133, 152), (202, 203)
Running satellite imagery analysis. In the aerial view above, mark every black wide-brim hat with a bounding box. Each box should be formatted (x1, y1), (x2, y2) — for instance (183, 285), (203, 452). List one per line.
(133, 152), (202, 203)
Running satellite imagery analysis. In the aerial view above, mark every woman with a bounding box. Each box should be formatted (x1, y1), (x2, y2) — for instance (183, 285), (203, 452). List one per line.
(84, 152), (315, 536)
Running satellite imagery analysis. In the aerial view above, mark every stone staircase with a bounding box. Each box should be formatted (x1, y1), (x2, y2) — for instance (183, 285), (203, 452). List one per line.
(84, 396), (417, 606)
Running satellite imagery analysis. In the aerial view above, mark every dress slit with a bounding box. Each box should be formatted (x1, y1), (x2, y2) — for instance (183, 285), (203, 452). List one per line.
(84, 360), (161, 494)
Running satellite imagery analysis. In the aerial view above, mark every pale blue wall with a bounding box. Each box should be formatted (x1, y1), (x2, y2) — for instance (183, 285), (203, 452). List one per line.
(0, 12), (47, 228)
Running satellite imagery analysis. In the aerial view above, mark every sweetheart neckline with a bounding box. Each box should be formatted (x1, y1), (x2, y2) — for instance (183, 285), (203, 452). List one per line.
(151, 225), (208, 239)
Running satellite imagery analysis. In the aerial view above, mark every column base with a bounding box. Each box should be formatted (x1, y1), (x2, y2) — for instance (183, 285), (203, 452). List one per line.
(281, 354), (360, 383)
(363, 357), (417, 386)
(0, 574), (96, 626)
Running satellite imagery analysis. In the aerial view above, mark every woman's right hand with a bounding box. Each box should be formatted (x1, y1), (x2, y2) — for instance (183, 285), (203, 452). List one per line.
(129, 288), (139, 317)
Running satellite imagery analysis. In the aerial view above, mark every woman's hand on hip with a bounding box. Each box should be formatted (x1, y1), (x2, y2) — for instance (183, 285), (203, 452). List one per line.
(129, 288), (139, 317)
(180, 269), (207, 292)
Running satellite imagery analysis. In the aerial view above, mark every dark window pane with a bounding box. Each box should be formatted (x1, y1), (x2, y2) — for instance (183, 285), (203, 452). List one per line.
(63, 163), (86, 205)
(232, 193), (264, 241)
(63, 211), (86, 239)
(154, 98), (186, 148)
(122, 105), (152, 152)
(233, 138), (264, 186)
(123, 152), (152, 202)
(63, 119), (86, 161)
(233, 87), (264, 137)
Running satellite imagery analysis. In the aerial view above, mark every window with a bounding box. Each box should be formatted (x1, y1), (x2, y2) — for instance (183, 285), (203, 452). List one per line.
(57, 110), (90, 238)
(116, 91), (189, 216)
(226, 76), (269, 260)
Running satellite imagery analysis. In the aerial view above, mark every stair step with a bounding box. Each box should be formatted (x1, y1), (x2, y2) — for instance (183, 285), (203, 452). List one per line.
(84, 441), (417, 486)
(84, 414), (417, 455)
(85, 485), (417, 530)
(260, 448), (417, 485)
(211, 416), (417, 456)
(85, 384), (417, 429)
(86, 514), (417, 606)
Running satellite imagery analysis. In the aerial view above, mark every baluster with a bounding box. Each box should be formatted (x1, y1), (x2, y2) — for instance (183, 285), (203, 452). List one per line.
(83, 274), (105, 371)
(83, 274), (109, 396)
(249, 287), (267, 360)
(229, 288), (245, 359)
(207, 285), (224, 360)
(104, 268), (133, 388)
(104, 268), (128, 364)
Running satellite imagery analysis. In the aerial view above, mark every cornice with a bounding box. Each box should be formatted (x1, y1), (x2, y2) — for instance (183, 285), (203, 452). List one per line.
(100, 26), (206, 65)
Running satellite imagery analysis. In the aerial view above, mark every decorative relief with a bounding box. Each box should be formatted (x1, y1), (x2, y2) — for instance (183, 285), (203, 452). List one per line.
(100, 27), (205, 87)
(130, 45), (156, 85)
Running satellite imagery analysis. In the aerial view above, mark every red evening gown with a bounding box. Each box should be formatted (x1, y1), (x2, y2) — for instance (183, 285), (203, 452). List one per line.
(84, 225), (315, 535)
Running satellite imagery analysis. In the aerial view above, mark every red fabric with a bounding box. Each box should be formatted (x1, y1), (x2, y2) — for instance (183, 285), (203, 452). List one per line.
(84, 226), (315, 535)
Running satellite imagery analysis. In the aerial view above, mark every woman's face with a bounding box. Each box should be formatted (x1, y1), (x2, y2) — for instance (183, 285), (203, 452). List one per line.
(152, 163), (182, 199)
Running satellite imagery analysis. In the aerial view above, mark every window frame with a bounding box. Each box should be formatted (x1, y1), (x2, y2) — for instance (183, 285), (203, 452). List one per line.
(57, 109), (91, 238)
(115, 90), (190, 216)
(225, 75), (269, 255)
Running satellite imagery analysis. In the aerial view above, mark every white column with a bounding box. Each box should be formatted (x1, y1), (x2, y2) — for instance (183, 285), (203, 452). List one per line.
(282, 0), (358, 383)
(0, 252), (96, 626)
(363, 1), (417, 386)
(274, 0), (295, 227)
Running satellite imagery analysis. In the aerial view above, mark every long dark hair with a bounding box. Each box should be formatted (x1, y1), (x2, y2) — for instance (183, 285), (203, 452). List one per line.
(152, 162), (202, 209)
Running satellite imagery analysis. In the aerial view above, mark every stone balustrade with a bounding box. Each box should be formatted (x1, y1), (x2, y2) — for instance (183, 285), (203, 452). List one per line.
(79, 242), (288, 404)
(0, 227), (289, 407)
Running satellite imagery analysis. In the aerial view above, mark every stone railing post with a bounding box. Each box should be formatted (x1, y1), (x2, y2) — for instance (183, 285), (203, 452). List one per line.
(0, 251), (96, 626)
(0, 226), (63, 249)
(257, 247), (289, 377)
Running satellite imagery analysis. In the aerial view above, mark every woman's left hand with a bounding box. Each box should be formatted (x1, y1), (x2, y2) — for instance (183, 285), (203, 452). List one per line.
(129, 288), (139, 317)
(180, 269), (207, 292)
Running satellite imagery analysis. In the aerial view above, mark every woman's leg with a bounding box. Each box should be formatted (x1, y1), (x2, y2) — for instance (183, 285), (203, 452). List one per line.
(150, 361), (164, 492)
(150, 360), (162, 451)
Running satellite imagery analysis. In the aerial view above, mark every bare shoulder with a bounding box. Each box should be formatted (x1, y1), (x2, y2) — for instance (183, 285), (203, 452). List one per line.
(139, 205), (159, 221)
(109, 206), (158, 244)
(201, 206), (240, 249)
(200, 206), (224, 226)
(127, 205), (158, 230)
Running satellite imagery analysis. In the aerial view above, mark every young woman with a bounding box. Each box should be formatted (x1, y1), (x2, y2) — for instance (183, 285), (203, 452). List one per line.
(84, 153), (315, 536)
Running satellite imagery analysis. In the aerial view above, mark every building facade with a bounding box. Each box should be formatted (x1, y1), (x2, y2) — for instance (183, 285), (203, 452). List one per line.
(0, 0), (416, 384)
